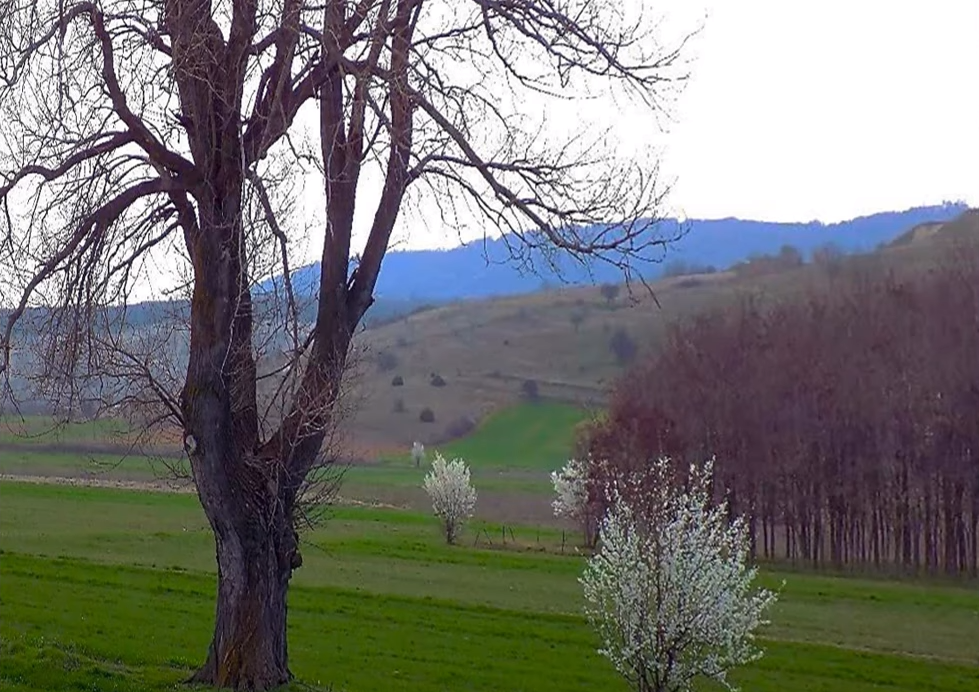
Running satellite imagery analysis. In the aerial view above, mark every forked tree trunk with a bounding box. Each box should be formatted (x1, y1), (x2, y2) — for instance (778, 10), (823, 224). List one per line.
(179, 252), (353, 690)
(189, 492), (300, 690)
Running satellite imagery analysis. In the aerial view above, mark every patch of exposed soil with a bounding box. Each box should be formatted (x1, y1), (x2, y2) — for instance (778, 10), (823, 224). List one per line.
(0, 473), (412, 512)
(0, 473), (194, 493)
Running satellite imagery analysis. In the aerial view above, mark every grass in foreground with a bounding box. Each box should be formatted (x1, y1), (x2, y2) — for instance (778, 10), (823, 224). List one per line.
(1, 481), (977, 692)
(5, 552), (977, 692)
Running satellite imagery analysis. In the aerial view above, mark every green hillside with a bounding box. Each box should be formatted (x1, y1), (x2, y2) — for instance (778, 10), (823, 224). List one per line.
(4, 210), (976, 460)
(435, 403), (590, 470)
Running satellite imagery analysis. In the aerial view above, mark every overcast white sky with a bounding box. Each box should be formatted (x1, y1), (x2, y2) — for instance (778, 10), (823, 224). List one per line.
(149, 0), (979, 278)
(13, 0), (978, 303)
(374, 0), (979, 253)
(653, 0), (978, 224)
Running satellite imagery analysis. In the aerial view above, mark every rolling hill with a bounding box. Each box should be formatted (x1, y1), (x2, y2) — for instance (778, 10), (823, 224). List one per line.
(267, 203), (968, 302)
(341, 207), (979, 452)
(4, 206), (976, 456)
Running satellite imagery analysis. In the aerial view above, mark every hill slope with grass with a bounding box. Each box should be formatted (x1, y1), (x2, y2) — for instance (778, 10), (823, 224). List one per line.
(4, 209), (976, 457)
(343, 208), (979, 450)
(436, 403), (590, 470)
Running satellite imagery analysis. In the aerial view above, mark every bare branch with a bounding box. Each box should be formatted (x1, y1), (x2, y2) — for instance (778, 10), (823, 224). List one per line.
(1, 177), (170, 376)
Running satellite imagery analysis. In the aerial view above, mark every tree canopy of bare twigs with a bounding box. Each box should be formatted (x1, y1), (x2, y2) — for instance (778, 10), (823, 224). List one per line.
(0, 1), (695, 688)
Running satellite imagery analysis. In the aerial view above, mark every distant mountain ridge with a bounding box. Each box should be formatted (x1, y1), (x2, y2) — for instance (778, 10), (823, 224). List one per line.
(268, 203), (968, 302)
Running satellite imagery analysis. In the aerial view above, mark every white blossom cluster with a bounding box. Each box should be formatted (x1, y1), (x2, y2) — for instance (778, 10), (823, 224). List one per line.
(550, 457), (589, 521)
(423, 453), (477, 544)
(581, 456), (778, 692)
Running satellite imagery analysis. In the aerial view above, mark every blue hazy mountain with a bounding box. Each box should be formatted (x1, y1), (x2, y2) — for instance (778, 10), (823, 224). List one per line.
(271, 203), (968, 302)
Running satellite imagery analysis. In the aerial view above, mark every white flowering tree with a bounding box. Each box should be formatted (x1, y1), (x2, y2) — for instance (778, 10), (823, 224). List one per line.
(411, 441), (426, 468)
(551, 457), (597, 546)
(581, 457), (778, 692)
(423, 453), (477, 544)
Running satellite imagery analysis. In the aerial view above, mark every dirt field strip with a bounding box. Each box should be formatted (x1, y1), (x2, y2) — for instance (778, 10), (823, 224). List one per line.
(0, 473), (407, 510)
(0, 473), (195, 493)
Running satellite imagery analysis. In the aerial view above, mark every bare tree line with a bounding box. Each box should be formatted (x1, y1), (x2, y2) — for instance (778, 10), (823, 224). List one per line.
(582, 241), (979, 576)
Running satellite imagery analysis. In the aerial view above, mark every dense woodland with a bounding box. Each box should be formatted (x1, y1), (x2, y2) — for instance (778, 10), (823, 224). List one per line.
(581, 241), (979, 576)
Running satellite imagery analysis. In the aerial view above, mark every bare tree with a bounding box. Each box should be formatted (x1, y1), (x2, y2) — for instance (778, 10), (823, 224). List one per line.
(0, 1), (694, 688)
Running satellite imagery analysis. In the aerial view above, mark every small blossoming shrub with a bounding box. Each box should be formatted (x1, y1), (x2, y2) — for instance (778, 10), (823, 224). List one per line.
(423, 453), (477, 544)
(581, 456), (778, 692)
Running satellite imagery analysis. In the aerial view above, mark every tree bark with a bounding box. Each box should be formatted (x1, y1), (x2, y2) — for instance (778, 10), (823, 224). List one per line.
(189, 472), (301, 690)
(177, 174), (354, 688)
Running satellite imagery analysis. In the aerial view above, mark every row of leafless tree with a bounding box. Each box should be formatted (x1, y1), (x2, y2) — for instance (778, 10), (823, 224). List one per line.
(581, 241), (979, 576)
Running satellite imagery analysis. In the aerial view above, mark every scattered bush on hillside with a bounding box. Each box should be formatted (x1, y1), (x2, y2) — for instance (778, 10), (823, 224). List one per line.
(520, 378), (540, 401)
(423, 453), (477, 544)
(375, 349), (399, 372)
(811, 241), (845, 275)
(419, 407), (436, 423)
(391, 375), (404, 386)
(732, 244), (804, 278)
(443, 415), (477, 440)
(608, 327), (638, 365)
(582, 457), (777, 692)
(662, 260), (718, 278)
(430, 373), (446, 387)
(600, 283), (620, 306)
(675, 277), (704, 289)
(777, 243), (804, 268)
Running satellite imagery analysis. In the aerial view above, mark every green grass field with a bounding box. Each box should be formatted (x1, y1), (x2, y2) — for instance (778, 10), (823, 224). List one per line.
(437, 402), (591, 470)
(0, 406), (579, 527)
(0, 447), (175, 480)
(0, 416), (127, 443)
(2, 481), (977, 692)
(2, 403), (583, 481)
(342, 401), (589, 513)
(0, 414), (184, 482)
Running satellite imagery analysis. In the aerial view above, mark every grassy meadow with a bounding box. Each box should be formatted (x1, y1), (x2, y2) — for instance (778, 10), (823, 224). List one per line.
(2, 480), (978, 692)
(438, 403), (591, 470)
(3, 220), (979, 691)
(0, 416), (129, 443)
(0, 404), (587, 525)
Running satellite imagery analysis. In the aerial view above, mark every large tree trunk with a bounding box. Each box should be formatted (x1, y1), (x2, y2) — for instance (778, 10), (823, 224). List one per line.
(189, 474), (301, 689)
(178, 227), (353, 690)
